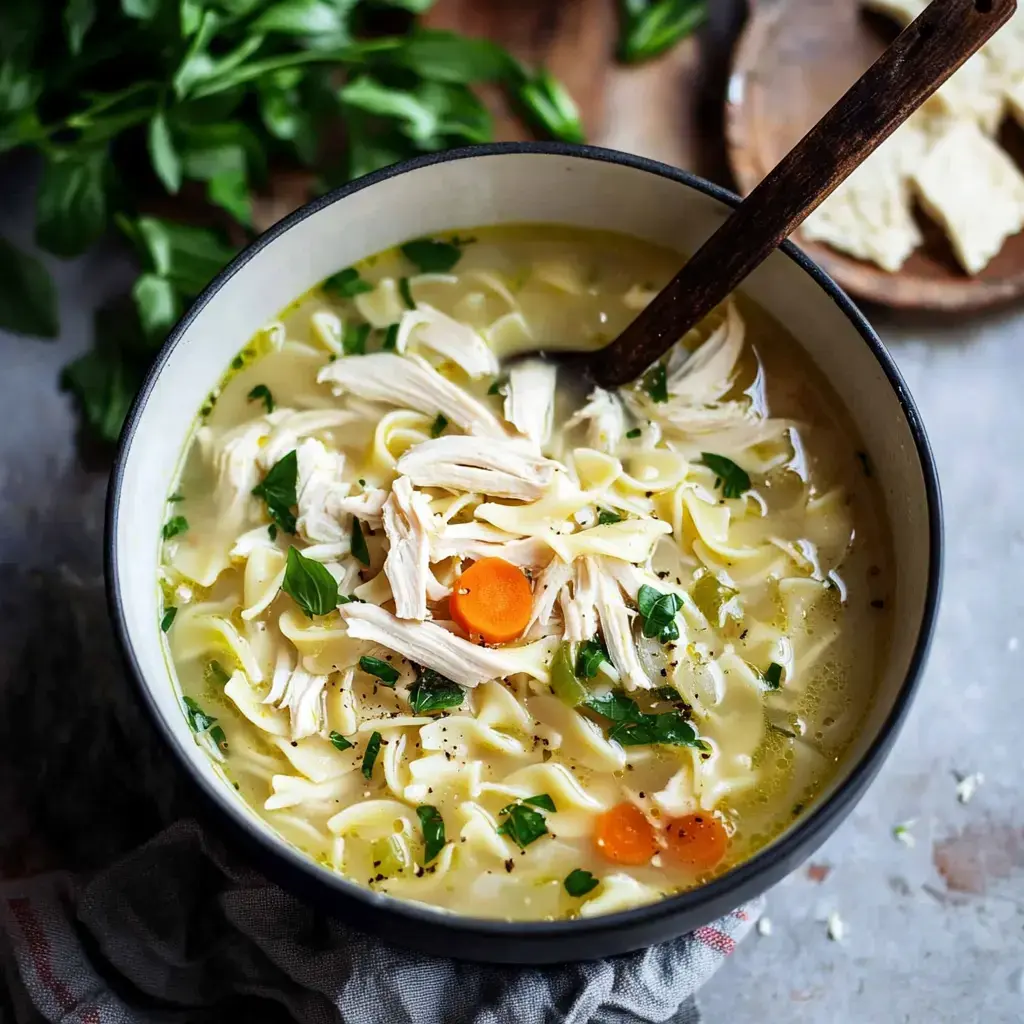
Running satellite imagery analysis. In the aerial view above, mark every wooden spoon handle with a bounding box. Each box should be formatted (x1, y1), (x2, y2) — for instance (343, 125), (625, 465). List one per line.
(590, 0), (1017, 389)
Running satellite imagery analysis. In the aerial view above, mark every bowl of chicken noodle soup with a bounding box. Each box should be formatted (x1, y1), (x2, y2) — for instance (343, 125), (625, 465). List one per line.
(108, 144), (941, 963)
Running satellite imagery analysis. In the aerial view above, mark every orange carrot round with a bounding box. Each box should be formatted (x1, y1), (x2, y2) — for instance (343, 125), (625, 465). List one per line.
(593, 802), (658, 866)
(663, 813), (729, 873)
(449, 557), (533, 644)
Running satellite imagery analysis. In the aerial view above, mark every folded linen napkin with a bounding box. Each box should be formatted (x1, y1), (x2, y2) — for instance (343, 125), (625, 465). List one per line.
(0, 570), (760, 1024)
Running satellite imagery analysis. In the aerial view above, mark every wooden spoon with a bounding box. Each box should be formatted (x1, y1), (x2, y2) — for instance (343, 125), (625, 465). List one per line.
(583, 0), (1016, 389)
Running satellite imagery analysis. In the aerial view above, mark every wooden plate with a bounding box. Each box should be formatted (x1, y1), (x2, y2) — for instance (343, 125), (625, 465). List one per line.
(725, 0), (1024, 311)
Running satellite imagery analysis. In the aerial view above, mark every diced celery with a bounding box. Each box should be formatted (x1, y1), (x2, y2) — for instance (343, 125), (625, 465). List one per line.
(550, 641), (588, 707)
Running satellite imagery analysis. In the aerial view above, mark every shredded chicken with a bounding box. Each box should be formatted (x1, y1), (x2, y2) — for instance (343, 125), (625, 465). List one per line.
(295, 439), (350, 544)
(526, 557), (573, 635)
(383, 476), (442, 620)
(338, 603), (538, 687)
(396, 435), (559, 500)
(562, 557), (599, 642)
(503, 359), (557, 446)
(665, 302), (745, 404)
(395, 304), (499, 378)
(264, 647), (329, 740)
(594, 572), (650, 691)
(565, 388), (626, 453)
(429, 521), (553, 568)
(318, 353), (507, 438)
(259, 409), (358, 468)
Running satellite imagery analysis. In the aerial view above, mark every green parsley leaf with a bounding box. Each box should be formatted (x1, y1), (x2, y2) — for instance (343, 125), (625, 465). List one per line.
(597, 509), (623, 525)
(398, 276), (415, 310)
(564, 868), (599, 897)
(362, 730), (383, 778)
(626, 427), (642, 439)
(575, 637), (608, 679)
(247, 384), (274, 413)
(523, 793), (556, 812)
(642, 363), (669, 403)
(584, 690), (644, 723)
(390, 30), (513, 84)
(513, 69), (585, 144)
(252, 450), (298, 534)
(64, 0), (96, 55)
(268, 523), (278, 541)
(162, 515), (189, 540)
(430, 413), (448, 438)
(359, 655), (399, 686)
(161, 607), (177, 632)
(637, 584), (683, 643)
(401, 237), (463, 273)
(282, 546), (339, 617)
(0, 235), (59, 338)
(208, 169), (252, 227)
(148, 112), (181, 194)
(323, 266), (374, 298)
(409, 668), (464, 714)
(585, 689), (703, 748)
(182, 696), (228, 752)
(618, 0), (709, 65)
(168, 492), (184, 502)
(487, 377), (506, 396)
(35, 149), (108, 258)
(761, 662), (784, 690)
(382, 323), (400, 351)
(351, 517), (370, 566)
(417, 804), (446, 863)
(700, 453), (751, 499)
(329, 731), (354, 751)
(343, 321), (371, 355)
(497, 801), (549, 848)
(132, 273), (178, 338)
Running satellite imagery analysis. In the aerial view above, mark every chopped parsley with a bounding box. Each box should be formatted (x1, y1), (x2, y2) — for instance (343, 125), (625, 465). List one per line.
(281, 546), (339, 618)
(575, 637), (608, 679)
(409, 668), (464, 714)
(160, 607), (177, 632)
(329, 731), (354, 751)
(496, 800), (550, 848)
(523, 794), (556, 812)
(182, 696), (227, 753)
(642, 363), (669, 403)
(268, 523), (278, 541)
(382, 323), (400, 351)
(359, 655), (399, 686)
(637, 584), (683, 643)
(487, 377), (507, 396)
(162, 515), (189, 540)
(761, 662), (784, 690)
(430, 413), (448, 438)
(361, 731), (383, 779)
(700, 453), (751, 499)
(416, 805), (447, 863)
(350, 517), (370, 566)
(400, 237), (464, 274)
(247, 384), (274, 413)
(323, 267), (374, 298)
(564, 868), (599, 897)
(251, 449), (298, 534)
(625, 428), (642, 439)
(584, 690), (703, 748)
(343, 321), (371, 355)
(597, 508), (623, 525)
(168, 492), (184, 502)
(398, 276), (415, 309)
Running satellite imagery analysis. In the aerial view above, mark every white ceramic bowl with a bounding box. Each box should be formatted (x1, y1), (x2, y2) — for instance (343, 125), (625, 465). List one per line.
(107, 144), (942, 963)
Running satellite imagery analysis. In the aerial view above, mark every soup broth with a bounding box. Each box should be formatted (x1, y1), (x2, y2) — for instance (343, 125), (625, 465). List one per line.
(160, 226), (891, 921)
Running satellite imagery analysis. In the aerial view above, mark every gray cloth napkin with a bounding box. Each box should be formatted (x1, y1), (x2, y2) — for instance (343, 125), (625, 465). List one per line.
(0, 569), (760, 1024)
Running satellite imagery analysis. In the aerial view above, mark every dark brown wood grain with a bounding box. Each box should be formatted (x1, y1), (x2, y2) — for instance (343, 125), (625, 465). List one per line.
(590, 0), (1017, 388)
(727, 0), (1024, 312)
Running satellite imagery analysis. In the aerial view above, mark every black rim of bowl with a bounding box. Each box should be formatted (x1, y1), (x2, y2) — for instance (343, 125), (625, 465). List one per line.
(106, 141), (944, 945)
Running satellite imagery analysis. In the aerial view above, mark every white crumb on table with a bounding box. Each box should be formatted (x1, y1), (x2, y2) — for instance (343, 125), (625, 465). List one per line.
(955, 772), (984, 805)
(757, 916), (773, 937)
(892, 820), (917, 848)
(826, 910), (846, 943)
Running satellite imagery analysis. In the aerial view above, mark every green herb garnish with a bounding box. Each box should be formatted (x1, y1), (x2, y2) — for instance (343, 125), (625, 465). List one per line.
(362, 730), (383, 779)
(761, 662), (784, 690)
(564, 868), (599, 897)
(206, 660), (231, 687)
(496, 801), (550, 849)
(642, 363), (669, 403)
(359, 655), (399, 686)
(268, 523), (278, 541)
(252, 450), (298, 534)
(162, 515), (189, 540)
(575, 638), (609, 679)
(398, 276), (416, 310)
(417, 805), (447, 864)
(625, 428), (642, 439)
(700, 453), (751, 499)
(282, 546), (339, 618)
(585, 690), (702, 748)
(618, 0), (709, 64)
(523, 794), (556, 812)
(637, 584), (683, 643)
(430, 413), (448, 438)
(350, 518), (370, 566)
(324, 267), (374, 298)
(168, 492), (184, 502)
(343, 321), (371, 356)
(401, 238), (463, 274)
(160, 607), (177, 632)
(597, 509), (623, 526)
(329, 731), (354, 751)
(182, 696), (227, 752)
(382, 323), (400, 351)
(512, 68), (585, 144)
(247, 384), (274, 413)
(409, 668), (464, 714)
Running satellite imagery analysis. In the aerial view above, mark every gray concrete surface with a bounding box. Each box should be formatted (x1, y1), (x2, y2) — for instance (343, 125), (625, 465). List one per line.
(2, 109), (1023, 1023)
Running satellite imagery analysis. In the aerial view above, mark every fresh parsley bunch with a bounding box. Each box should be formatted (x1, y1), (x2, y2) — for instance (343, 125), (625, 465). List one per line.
(0, 0), (585, 442)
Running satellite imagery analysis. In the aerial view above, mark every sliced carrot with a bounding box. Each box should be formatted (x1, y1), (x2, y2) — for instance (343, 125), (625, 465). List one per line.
(593, 802), (658, 866)
(663, 813), (729, 873)
(448, 556), (533, 644)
